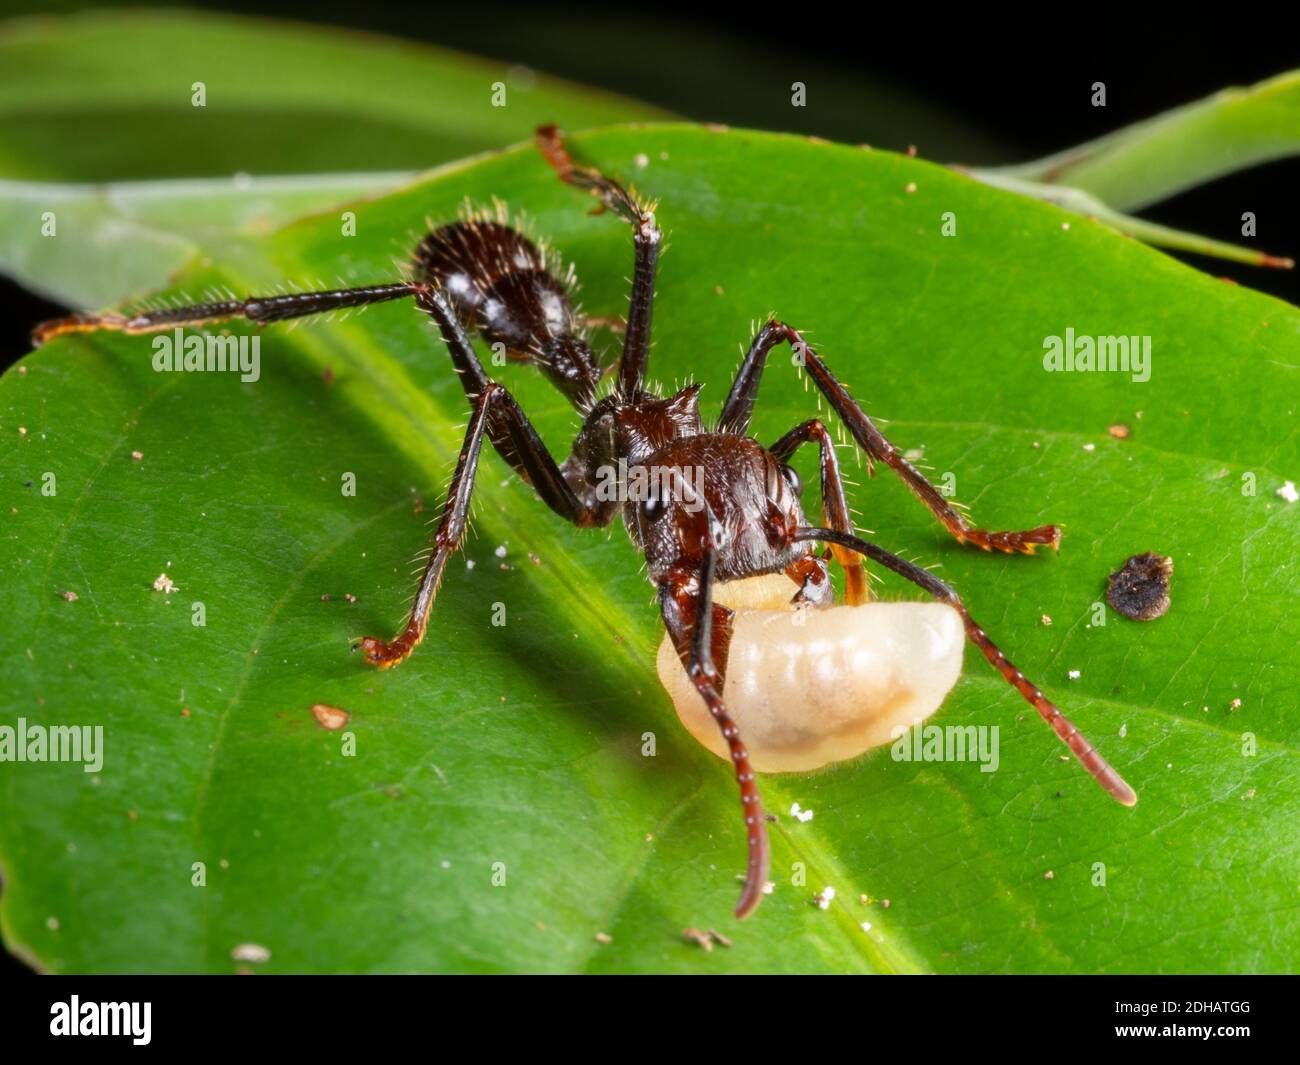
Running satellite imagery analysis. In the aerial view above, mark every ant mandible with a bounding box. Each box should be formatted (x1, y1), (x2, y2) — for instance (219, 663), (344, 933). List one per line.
(33, 126), (1137, 919)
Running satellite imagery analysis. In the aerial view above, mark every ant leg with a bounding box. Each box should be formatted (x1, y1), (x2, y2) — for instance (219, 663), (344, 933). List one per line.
(770, 418), (870, 605)
(356, 381), (500, 668)
(720, 320), (1060, 555)
(792, 526), (1138, 807)
(536, 124), (661, 398)
(419, 288), (609, 528)
(660, 551), (770, 918)
(718, 320), (784, 436)
(356, 361), (606, 667)
(31, 282), (423, 346)
(359, 372), (609, 669)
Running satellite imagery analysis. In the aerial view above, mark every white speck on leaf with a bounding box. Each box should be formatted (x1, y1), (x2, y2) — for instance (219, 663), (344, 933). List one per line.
(231, 943), (270, 963)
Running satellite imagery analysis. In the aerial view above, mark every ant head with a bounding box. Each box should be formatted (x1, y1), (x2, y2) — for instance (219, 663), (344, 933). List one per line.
(636, 439), (809, 584)
(632, 459), (726, 581)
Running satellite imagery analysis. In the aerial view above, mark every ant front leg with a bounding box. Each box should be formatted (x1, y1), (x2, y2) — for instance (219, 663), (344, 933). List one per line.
(660, 551), (770, 919)
(792, 526), (1137, 806)
(770, 419), (870, 605)
(31, 282), (423, 346)
(537, 124), (661, 397)
(721, 321), (1061, 555)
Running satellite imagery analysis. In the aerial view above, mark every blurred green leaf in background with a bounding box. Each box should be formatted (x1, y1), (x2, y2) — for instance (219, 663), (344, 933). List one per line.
(0, 9), (668, 306)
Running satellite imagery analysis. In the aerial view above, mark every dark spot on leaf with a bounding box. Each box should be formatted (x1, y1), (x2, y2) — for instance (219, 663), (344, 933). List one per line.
(1106, 552), (1173, 621)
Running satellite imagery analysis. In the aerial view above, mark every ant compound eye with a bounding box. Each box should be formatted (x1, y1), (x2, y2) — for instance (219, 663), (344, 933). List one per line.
(781, 463), (803, 498)
(641, 491), (667, 524)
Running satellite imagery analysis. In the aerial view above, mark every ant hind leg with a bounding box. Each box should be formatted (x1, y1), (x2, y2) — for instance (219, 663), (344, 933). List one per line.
(31, 283), (423, 346)
(536, 125), (661, 399)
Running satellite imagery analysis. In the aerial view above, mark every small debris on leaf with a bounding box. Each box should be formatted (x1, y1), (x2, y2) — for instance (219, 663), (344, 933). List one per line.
(1106, 551), (1173, 621)
(231, 943), (271, 963)
(789, 801), (814, 823)
(311, 703), (350, 730)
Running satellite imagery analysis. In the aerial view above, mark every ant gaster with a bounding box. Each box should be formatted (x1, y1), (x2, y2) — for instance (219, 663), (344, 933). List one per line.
(33, 126), (1138, 919)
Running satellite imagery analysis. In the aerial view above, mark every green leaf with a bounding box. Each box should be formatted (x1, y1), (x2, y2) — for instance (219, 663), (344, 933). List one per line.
(970, 71), (1300, 268)
(968, 167), (1295, 270)
(2, 126), (1297, 974)
(0, 9), (666, 305)
(990, 70), (1300, 212)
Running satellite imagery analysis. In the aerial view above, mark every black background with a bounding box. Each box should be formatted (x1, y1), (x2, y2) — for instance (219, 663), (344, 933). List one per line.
(1, 1), (1297, 976)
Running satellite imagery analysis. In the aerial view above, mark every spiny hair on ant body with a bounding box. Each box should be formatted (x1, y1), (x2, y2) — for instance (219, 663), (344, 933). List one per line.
(31, 124), (1138, 922)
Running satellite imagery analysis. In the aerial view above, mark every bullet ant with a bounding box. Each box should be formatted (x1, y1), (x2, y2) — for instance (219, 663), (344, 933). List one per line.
(33, 126), (1137, 919)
